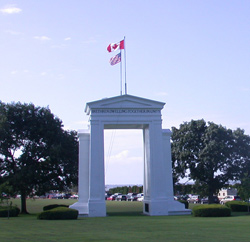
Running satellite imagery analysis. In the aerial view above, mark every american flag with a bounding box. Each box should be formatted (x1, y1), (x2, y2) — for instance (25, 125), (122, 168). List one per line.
(109, 53), (121, 66)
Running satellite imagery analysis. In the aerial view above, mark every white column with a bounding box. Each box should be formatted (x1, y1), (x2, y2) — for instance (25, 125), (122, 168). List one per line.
(143, 127), (150, 202)
(143, 121), (170, 215)
(161, 129), (190, 215)
(69, 130), (90, 215)
(88, 120), (106, 217)
(162, 129), (174, 198)
(149, 121), (167, 199)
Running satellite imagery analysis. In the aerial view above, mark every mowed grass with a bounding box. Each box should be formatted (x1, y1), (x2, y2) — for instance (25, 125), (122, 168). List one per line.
(0, 199), (250, 242)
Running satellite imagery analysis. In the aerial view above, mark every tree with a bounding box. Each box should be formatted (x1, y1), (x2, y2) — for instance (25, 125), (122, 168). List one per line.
(0, 102), (78, 213)
(171, 119), (235, 204)
(237, 174), (250, 200)
(230, 128), (250, 213)
(229, 128), (250, 181)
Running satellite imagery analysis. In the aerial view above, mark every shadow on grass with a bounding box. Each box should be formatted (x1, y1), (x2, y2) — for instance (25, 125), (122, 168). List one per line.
(231, 212), (250, 217)
(107, 211), (145, 216)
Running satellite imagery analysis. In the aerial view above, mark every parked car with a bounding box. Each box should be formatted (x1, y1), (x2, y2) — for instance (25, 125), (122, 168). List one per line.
(220, 195), (241, 204)
(69, 194), (79, 199)
(107, 195), (116, 201)
(187, 195), (201, 204)
(113, 193), (122, 196)
(126, 193), (138, 201)
(105, 193), (112, 200)
(116, 194), (127, 201)
(137, 194), (144, 201)
(201, 196), (219, 204)
(174, 195), (190, 201)
(127, 193), (137, 197)
(181, 195), (190, 201)
(63, 194), (72, 199)
(174, 195), (182, 201)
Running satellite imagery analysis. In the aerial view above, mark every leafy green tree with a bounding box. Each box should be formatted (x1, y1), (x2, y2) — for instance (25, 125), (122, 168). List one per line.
(237, 174), (250, 200)
(229, 128), (250, 181)
(174, 183), (196, 196)
(236, 173), (250, 213)
(0, 102), (78, 213)
(171, 119), (235, 204)
(230, 129), (250, 213)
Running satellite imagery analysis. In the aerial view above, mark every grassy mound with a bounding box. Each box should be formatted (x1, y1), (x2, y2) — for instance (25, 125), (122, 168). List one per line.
(225, 201), (250, 212)
(0, 206), (20, 217)
(43, 204), (69, 211)
(192, 204), (231, 217)
(37, 207), (78, 220)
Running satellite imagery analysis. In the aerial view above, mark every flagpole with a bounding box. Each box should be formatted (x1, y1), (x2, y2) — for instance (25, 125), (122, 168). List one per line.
(124, 36), (127, 95)
(120, 50), (122, 95)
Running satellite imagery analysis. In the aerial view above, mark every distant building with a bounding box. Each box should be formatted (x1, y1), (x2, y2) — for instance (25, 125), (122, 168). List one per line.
(218, 188), (237, 200)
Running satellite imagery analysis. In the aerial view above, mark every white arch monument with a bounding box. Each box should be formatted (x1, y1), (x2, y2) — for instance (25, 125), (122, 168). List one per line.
(70, 94), (190, 216)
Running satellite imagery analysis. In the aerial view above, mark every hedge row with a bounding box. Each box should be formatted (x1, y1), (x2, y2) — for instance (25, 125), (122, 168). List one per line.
(43, 204), (69, 211)
(0, 206), (20, 217)
(192, 204), (231, 217)
(38, 207), (78, 220)
(225, 201), (250, 212)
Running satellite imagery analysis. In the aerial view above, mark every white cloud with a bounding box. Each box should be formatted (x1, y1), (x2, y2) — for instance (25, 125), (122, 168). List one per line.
(110, 150), (129, 161)
(40, 72), (47, 76)
(5, 30), (22, 35)
(64, 37), (71, 41)
(34, 36), (51, 41)
(107, 150), (142, 165)
(105, 152), (143, 184)
(0, 5), (22, 14)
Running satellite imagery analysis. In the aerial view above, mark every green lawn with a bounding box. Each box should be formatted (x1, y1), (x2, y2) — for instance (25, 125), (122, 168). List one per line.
(1, 199), (250, 242)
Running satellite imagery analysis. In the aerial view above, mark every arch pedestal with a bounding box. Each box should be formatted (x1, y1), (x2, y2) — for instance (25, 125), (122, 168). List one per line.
(70, 95), (190, 216)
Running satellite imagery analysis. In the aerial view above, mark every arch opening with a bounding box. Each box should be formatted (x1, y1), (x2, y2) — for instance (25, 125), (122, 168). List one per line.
(104, 129), (143, 186)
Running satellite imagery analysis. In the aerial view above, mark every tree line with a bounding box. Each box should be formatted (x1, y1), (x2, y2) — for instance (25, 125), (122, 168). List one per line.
(108, 185), (143, 195)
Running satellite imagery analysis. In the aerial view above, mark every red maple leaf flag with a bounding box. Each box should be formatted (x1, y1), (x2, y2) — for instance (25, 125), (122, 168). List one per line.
(119, 40), (124, 50)
(107, 40), (125, 52)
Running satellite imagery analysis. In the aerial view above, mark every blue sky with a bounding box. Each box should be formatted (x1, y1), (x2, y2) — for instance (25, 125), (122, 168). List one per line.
(1, 1), (249, 185)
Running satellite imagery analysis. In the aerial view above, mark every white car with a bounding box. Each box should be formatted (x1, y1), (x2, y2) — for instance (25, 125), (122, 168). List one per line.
(187, 195), (201, 203)
(70, 194), (79, 199)
(137, 193), (144, 201)
(220, 195), (241, 204)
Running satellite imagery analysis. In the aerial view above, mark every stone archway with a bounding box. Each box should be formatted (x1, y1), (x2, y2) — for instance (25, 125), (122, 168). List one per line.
(70, 94), (190, 217)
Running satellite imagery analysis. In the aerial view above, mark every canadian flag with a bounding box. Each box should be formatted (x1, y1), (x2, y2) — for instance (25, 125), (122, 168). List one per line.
(107, 40), (124, 52)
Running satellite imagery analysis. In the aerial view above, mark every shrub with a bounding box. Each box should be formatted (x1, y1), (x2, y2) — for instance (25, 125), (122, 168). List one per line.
(225, 201), (250, 212)
(179, 200), (189, 209)
(43, 204), (69, 211)
(38, 207), (78, 220)
(192, 204), (231, 217)
(0, 206), (20, 217)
